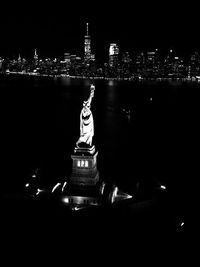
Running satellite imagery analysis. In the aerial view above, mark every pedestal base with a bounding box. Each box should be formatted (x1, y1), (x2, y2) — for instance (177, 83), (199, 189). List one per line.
(74, 145), (96, 155)
(70, 147), (99, 186)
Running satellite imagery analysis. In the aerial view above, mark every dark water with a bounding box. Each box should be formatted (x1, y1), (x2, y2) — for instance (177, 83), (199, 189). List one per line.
(1, 75), (197, 187)
(1, 74), (193, 257)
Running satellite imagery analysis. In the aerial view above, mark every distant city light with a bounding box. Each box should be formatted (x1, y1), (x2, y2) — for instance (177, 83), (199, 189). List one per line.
(160, 185), (166, 190)
(32, 174), (36, 178)
(25, 183), (29, 187)
(109, 43), (119, 56)
(150, 97), (153, 101)
(180, 222), (184, 227)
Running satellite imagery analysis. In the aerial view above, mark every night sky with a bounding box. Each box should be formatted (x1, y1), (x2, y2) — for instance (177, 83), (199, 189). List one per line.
(1, 1), (199, 61)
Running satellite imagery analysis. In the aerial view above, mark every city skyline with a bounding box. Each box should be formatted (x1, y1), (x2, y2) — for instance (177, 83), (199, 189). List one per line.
(2, 19), (200, 81)
(1, 22), (199, 63)
(1, 1), (199, 60)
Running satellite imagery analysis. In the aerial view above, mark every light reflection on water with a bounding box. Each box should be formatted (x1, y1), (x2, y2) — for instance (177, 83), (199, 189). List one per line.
(106, 80), (119, 106)
(60, 76), (71, 86)
(108, 80), (117, 86)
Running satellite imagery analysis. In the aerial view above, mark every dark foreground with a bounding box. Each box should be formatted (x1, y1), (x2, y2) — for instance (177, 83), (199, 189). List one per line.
(2, 181), (185, 265)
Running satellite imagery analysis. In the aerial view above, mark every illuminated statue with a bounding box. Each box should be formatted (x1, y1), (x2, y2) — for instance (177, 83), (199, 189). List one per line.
(76, 84), (95, 147)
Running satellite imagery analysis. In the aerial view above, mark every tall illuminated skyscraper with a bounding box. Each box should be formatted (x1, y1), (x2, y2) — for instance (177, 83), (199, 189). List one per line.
(109, 43), (119, 67)
(84, 23), (92, 63)
(34, 49), (38, 64)
(18, 54), (21, 62)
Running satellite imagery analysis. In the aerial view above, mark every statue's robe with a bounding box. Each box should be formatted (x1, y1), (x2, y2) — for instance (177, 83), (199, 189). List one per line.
(76, 107), (94, 147)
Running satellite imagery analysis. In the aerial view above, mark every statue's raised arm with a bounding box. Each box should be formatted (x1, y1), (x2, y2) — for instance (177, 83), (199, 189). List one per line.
(76, 84), (95, 148)
(86, 84), (95, 107)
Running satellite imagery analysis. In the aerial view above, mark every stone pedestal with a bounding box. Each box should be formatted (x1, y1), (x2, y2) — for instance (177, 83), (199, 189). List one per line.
(70, 145), (99, 186)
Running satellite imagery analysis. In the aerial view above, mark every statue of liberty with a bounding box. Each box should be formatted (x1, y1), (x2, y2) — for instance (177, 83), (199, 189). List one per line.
(76, 84), (95, 147)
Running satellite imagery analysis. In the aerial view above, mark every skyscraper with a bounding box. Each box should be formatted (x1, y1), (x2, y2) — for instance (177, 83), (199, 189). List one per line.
(64, 52), (71, 68)
(109, 43), (119, 67)
(84, 23), (91, 63)
(34, 49), (38, 64)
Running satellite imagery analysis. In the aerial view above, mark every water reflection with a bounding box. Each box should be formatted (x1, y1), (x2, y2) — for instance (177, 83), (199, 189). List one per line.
(60, 77), (71, 86)
(83, 78), (93, 87)
(103, 81), (119, 142)
(108, 80), (116, 86)
(106, 81), (118, 106)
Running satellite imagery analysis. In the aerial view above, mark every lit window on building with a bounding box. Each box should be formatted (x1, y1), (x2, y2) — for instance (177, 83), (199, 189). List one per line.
(85, 160), (88, 167)
(77, 160), (80, 167)
(81, 160), (84, 167)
